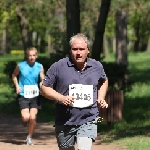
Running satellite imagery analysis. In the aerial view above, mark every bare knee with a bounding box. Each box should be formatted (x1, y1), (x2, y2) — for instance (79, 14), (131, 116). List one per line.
(21, 108), (30, 121)
(22, 114), (29, 121)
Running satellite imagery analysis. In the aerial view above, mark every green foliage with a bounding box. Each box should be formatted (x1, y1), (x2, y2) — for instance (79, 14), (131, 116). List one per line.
(0, 86), (19, 115)
(3, 61), (17, 78)
(37, 53), (64, 72)
(109, 0), (150, 52)
(80, 0), (100, 43)
(1, 0), (150, 55)
(37, 96), (55, 123)
(105, 14), (115, 37)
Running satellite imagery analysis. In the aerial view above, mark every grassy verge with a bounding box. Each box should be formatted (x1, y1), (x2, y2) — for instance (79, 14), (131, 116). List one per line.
(99, 52), (150, 149)
(0, 54), (23, 117)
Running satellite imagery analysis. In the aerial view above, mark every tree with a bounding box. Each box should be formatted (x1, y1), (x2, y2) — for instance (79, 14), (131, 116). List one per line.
(91, 0), (111, 61)
(0, 11), (11, 55)
(116, 10), (127, 65)
(15, 6), (32, 51)
(66, 0), (80, 50)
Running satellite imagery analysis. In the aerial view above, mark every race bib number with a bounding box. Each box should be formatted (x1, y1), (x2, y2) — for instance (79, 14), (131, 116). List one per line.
(69, 84), (93, 108)
(24, 85), (39, 98)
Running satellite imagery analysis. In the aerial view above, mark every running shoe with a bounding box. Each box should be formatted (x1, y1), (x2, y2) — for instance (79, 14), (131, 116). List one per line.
(26, 136), (34, 145)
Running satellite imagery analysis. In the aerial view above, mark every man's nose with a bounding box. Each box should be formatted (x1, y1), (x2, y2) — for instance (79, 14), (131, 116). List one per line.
(76, 49), (81, 54)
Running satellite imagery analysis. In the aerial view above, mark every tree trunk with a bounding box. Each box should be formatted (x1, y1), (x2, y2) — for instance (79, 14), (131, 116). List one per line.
(140, 43), (147, 51)
(116, 10), (128, 65)
(103, 34), (109, 58)
(39, 38), (46, 53)
(47, 35), (55, 54)
(6, 27), (11, 54)
(91, 0), (111, 61)
(0, 29), (6, 55)
(133, 22), (140, 52)
(112, 36), (116, 53)
(0, 27), (11, 55)
(66, 0), (80, 50)
(15, 6), (32, 52)
(146, 35), (150, 51)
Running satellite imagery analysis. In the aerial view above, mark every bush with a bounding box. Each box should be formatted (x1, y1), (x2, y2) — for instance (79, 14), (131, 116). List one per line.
(37, 53), (64, 72)
(3, 61), (17, 78)
(102, 62), (128, 90)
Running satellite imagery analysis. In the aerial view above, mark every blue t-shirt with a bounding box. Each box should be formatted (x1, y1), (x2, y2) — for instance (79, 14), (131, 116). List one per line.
(18, 61), (42, 96)
(43, 57), (107, 125)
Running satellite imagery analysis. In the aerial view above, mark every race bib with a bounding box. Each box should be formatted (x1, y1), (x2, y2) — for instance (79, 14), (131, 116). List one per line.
(69, 84), (93, 108)
(24, 85), (39, 98)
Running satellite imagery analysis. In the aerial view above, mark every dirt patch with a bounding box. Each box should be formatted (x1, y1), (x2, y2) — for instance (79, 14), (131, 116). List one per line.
(0, 114), (122, 150)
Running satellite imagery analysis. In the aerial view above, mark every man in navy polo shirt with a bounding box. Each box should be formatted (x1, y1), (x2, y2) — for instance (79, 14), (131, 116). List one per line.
(41, 33), (108, 150)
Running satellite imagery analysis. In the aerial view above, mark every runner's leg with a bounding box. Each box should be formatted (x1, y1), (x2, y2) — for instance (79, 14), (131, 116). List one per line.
(77, 137), (92, 150)
(28, 108), (38, 137)
(21, 108), (30, 123)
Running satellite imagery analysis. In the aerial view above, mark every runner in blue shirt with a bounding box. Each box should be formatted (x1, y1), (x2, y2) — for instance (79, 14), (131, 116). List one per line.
(12, 47), (45, 145)
(41, 33), (108, 150)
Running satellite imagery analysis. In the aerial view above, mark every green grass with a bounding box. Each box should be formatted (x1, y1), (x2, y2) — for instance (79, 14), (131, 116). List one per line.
(99, 51), (150, 149)
(1, 51), (150, 149)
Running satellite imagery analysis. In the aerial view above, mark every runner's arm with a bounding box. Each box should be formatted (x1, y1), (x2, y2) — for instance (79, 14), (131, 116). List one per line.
(12, 65), (21, 94)
(97, 77), (108, 108)
(40, 85), (74, 105)
(39, 66), (45, 88)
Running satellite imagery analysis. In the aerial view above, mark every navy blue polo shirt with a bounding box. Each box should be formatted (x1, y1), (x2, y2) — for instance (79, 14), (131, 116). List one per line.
(43, 56), (107, 125)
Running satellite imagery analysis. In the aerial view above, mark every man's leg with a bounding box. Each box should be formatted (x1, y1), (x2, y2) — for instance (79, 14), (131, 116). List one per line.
(77, 137), (92, 150)
(55, 125), (77, 150)
(76, 121), (97, 150)
(28, 108), (38, 137)
(25, 108), (38, 145)
(21, 108), (30, 125)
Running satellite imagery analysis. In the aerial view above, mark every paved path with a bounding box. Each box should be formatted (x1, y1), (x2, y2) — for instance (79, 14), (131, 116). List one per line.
(0, 114), (121, 150)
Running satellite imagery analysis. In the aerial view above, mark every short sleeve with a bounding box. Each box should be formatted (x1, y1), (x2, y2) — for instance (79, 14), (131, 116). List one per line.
(42, 63), (57, 88)
(99, 63), (107, 82)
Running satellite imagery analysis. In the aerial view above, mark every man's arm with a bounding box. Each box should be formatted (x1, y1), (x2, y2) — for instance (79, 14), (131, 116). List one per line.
(97, 77), (108, 108)
(12, 65), (21, 94)
(40, 85), (74, 106)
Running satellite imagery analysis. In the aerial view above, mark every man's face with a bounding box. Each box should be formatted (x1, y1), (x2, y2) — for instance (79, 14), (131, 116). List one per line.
(26, 50), (37, 64)
(70, 38), (89, 65)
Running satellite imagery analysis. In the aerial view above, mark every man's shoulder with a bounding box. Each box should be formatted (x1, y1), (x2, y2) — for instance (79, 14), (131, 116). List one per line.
(35, 61), (42, 66)
(87, 58), (102, 66)
(18, 61), (26, 66)
(53, 57), (69, 66)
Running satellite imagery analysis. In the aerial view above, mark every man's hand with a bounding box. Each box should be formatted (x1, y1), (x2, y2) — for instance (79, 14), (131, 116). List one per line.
(60, 95), (74, 106)
(97, 99), (108, 108)
(16, 86), (22, 94)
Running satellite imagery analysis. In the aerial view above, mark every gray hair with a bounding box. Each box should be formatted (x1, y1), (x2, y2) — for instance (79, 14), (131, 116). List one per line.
(69, 33), (90, 50)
